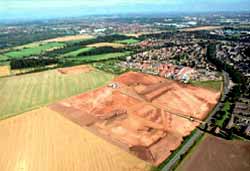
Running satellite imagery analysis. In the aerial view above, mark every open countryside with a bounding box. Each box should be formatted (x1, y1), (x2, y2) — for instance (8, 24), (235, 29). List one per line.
(0, 2), (250, 171)
(0, 107), (151, 171)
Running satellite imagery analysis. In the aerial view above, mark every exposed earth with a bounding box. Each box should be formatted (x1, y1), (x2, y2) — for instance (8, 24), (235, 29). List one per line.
(49, 71), (220, 165)
(177, 134), (250, 171)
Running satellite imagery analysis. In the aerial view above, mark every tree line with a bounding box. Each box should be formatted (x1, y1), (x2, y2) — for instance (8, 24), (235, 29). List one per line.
(10, 57), (58, 69)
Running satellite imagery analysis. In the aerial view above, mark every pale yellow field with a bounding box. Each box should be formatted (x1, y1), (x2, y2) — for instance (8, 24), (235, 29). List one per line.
(87, 42), (125, 48)
(124, 33), (141, 38)
(0, 66), (10, 77)
(0, 107), (151, 171)
(181, 26), (223, 32)
(44, 34), (94, 43)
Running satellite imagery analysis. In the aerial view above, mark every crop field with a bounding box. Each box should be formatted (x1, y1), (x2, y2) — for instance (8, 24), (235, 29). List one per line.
(4, 42), (65, 59)
(115, 38), (140, 44)
(62, 47), (94, 57)
(0, 55), (9, 62)
(44, 34), (94, 43)
(0, 107), (151, 171)
(181, 26), (224, 32)
(191, 80), (223, 92)
(50, 72), (221, 165)
(0, 68), (114, 120)
(0, 66), (10, 77)
(176, 134), (250, 171)
(63, 52), (131, 65)
(87, 42), (125, 48)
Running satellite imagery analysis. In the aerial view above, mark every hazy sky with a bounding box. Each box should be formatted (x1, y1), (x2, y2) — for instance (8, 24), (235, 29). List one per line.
(0, 0), (250, 20)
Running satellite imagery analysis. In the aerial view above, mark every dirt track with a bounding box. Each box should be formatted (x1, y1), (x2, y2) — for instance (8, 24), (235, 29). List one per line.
(177, 134), (250, 171)
(50, 72), (220, 165)
(0, 107), (151, 171)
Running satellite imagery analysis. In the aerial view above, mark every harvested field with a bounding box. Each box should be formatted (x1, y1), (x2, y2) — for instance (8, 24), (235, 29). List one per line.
(0, 107), (151, 171)
(58, 65), (94, 74)
(181, 26), (223, 32)
(0, 66), (10, 77)
(44, 34), (94, 42)
(50, 72), (220, 165)
(87, 42), (125, 48)
(0, 69), (114, 120)
(177, 134), (250, 171)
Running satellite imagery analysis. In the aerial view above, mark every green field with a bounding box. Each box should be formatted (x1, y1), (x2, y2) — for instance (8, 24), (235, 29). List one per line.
(0, 69), (114, 120)
(62, 47), (94, 57)
(4, 42), (65, 59)
(62, 52), (130, 65)
(115, 38), (139, 44)
(0, 55), (9, 63)
(216, 101), (231, 127)
(191, 80), (222, 92)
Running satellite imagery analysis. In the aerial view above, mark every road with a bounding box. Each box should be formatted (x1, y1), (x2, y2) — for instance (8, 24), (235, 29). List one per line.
(162, 71), (230, 171)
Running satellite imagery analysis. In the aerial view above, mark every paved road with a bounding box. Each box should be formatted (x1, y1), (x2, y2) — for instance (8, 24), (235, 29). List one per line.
(162, 71), (230, 171)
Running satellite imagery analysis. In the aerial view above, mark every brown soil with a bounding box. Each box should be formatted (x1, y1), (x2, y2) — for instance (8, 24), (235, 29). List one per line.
(49, 71), (220, 165)
(57, 65), (93, 75)
(177, 134), (250, 171)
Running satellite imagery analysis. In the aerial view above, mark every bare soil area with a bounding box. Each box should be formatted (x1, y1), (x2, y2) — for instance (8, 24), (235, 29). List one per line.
(177, 134), (250, 171)
(49, 72), (220, 165)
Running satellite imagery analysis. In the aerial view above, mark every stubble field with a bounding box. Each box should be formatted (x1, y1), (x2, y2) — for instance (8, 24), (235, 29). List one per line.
(0, 107), (151, 171)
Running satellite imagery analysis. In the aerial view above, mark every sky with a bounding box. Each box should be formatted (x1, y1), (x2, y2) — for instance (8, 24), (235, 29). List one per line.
(0, 0), (250, 21)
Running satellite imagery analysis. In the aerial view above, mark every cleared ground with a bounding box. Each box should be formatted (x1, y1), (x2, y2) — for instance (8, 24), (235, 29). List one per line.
(87, 42), (125, 48)
(0, 68), (114, 120)
(0, 107), (151, 171)
(181, 26), (223, 32)
(50, 72), (220, 165)
(44, 34), (94, 43)
(177, 134), (250, 171)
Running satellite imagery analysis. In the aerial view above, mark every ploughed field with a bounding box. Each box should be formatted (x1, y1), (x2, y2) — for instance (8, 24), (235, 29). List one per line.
(0, 67), (114, 120)
(0, 107), (151, 171)
(177, 134), (250, 171)
(50, 71), (221, 165)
